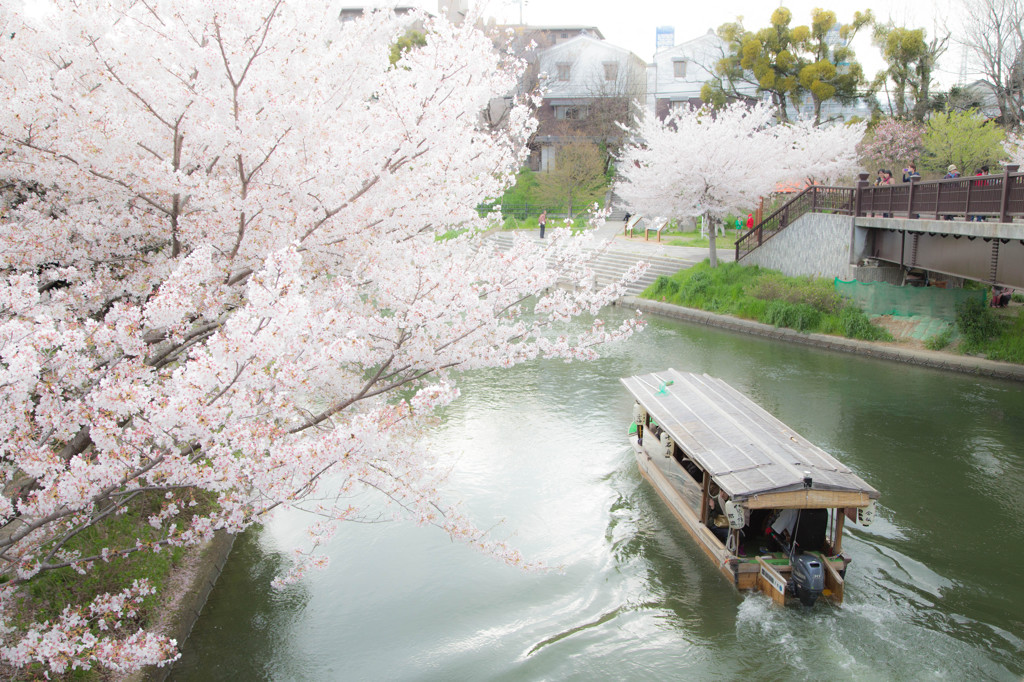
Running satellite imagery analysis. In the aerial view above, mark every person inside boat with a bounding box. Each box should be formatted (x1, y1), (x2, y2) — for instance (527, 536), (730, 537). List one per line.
(679, 456), (703, 484)
(705, 485), (730, 543)
(768, 509), (798, 548)
(766, 508), (829, 553)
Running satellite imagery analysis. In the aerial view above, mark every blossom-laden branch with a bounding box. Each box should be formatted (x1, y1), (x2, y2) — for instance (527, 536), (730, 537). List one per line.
(0, 1), (643, 675)
(0, 579), (179, 675)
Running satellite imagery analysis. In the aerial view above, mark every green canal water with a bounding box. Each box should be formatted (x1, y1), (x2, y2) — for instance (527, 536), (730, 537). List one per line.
(172, 308), (1024, 681)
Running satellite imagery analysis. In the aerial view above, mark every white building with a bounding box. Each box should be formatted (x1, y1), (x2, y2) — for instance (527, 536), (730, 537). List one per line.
(647, 28), (870, 123)
(534, 34), (647, 170)
(646, 29), (741, 118)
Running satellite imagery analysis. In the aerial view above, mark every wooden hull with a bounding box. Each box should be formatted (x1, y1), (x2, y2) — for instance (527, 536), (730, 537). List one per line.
(631, 435), (849, 605)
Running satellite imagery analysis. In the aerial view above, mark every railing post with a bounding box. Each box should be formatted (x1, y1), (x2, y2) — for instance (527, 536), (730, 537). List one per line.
(854, 172), (868, 217)
(1000, 164), (1019, 223)
(965, 178), (974, 219)
(906, 175), (917, 219)
(811, 187), (818, 213)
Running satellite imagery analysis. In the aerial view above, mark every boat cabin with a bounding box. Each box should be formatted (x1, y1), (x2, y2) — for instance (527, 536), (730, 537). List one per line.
(621, 369), (880, 606)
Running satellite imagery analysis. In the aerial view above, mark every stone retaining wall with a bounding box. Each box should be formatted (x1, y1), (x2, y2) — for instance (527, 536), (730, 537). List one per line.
(744, 212), (855, 280)
(620, 297), (1024, 382)
(125, 531), (236, 682)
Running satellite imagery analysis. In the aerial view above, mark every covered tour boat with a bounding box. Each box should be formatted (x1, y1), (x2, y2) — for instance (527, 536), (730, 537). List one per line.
(622, 369), (880, 606)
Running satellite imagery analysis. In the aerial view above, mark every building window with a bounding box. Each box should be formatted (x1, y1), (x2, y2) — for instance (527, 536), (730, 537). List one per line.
(555, 105), (587, 120)
(557, 63), (571, 81)
(673, 59), (687, 79)
(603, 62), (619, 81)
(561, 31), (569, 39)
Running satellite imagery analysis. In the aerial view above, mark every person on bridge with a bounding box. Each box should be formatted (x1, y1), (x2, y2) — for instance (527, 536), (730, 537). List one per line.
(879, 171), (895, 217)
(971, 167), (991, 221)
(942, 165), (961, 220)
(902, 164), (920, 183)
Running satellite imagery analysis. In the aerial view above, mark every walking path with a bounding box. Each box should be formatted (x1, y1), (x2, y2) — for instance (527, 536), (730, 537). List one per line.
(491, 219), (734, 297)
(511, 218), (733, 261)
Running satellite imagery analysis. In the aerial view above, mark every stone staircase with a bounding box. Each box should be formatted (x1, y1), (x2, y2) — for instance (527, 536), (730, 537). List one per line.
(488, 232), (699, 298)
(605, 190), (629, 221)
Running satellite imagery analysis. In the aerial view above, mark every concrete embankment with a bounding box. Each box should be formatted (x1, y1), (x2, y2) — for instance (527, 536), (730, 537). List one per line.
(620, 296), (1024, 382)
(123, 531), (236, 682)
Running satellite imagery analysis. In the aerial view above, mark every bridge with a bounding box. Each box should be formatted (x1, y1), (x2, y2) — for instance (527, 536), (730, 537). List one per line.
(737, 166), (1024, 289)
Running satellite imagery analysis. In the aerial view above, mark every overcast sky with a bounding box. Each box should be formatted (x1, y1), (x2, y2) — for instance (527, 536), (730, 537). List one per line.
(478, 0), (969, 87)
(18, 0), (975, 86)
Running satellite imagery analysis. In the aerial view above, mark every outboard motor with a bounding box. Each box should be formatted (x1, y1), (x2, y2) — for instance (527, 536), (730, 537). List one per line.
(790, 553), (825, 607)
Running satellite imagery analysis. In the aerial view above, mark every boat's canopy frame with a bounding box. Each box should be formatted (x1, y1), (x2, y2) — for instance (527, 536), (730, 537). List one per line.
(621, 369), (879, 510)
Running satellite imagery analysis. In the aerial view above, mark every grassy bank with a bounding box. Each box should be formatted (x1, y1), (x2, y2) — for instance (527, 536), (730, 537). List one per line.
(951, 297), (1024, 363)
(6, 491), (210, 679)
(477, 166), (610, 228)
(641, 262), (893, 342)
(642, 262), (1024, 365)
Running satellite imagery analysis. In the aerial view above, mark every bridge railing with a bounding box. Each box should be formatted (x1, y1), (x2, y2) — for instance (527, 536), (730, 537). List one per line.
(736, 165), (1023, 262)
(858, 165), (1022, 221)
(735, 185), (854, 261)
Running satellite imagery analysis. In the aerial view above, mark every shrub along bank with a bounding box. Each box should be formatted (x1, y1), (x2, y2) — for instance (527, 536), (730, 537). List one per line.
(641, 262), (893, 342)
(954, 297), (1024, 364)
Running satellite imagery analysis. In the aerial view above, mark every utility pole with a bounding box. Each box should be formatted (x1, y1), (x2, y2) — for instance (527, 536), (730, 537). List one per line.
(503, 0), (527, 25)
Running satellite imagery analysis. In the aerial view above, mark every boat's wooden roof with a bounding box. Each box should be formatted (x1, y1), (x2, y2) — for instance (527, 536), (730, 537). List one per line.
(622, 369), (880, 506)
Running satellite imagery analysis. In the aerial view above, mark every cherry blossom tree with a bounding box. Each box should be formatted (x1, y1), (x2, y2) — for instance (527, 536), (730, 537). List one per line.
(857, 117), (926, 174)
(0, 1), (642, 675)
(788, 118), (870, 185)
(1004, 132), (1024, 167)
(615, 103), (865, 267)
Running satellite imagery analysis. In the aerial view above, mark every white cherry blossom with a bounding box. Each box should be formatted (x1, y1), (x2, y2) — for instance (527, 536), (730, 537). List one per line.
(0, 1), (641, 673)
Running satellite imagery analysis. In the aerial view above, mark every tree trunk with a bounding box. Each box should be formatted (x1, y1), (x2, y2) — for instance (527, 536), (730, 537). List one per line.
(707, 213), (719, 268)
(776, 93), (790, 123)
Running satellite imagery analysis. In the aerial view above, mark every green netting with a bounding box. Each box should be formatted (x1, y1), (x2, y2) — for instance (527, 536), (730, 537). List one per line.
(834, 278), (986, 319)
